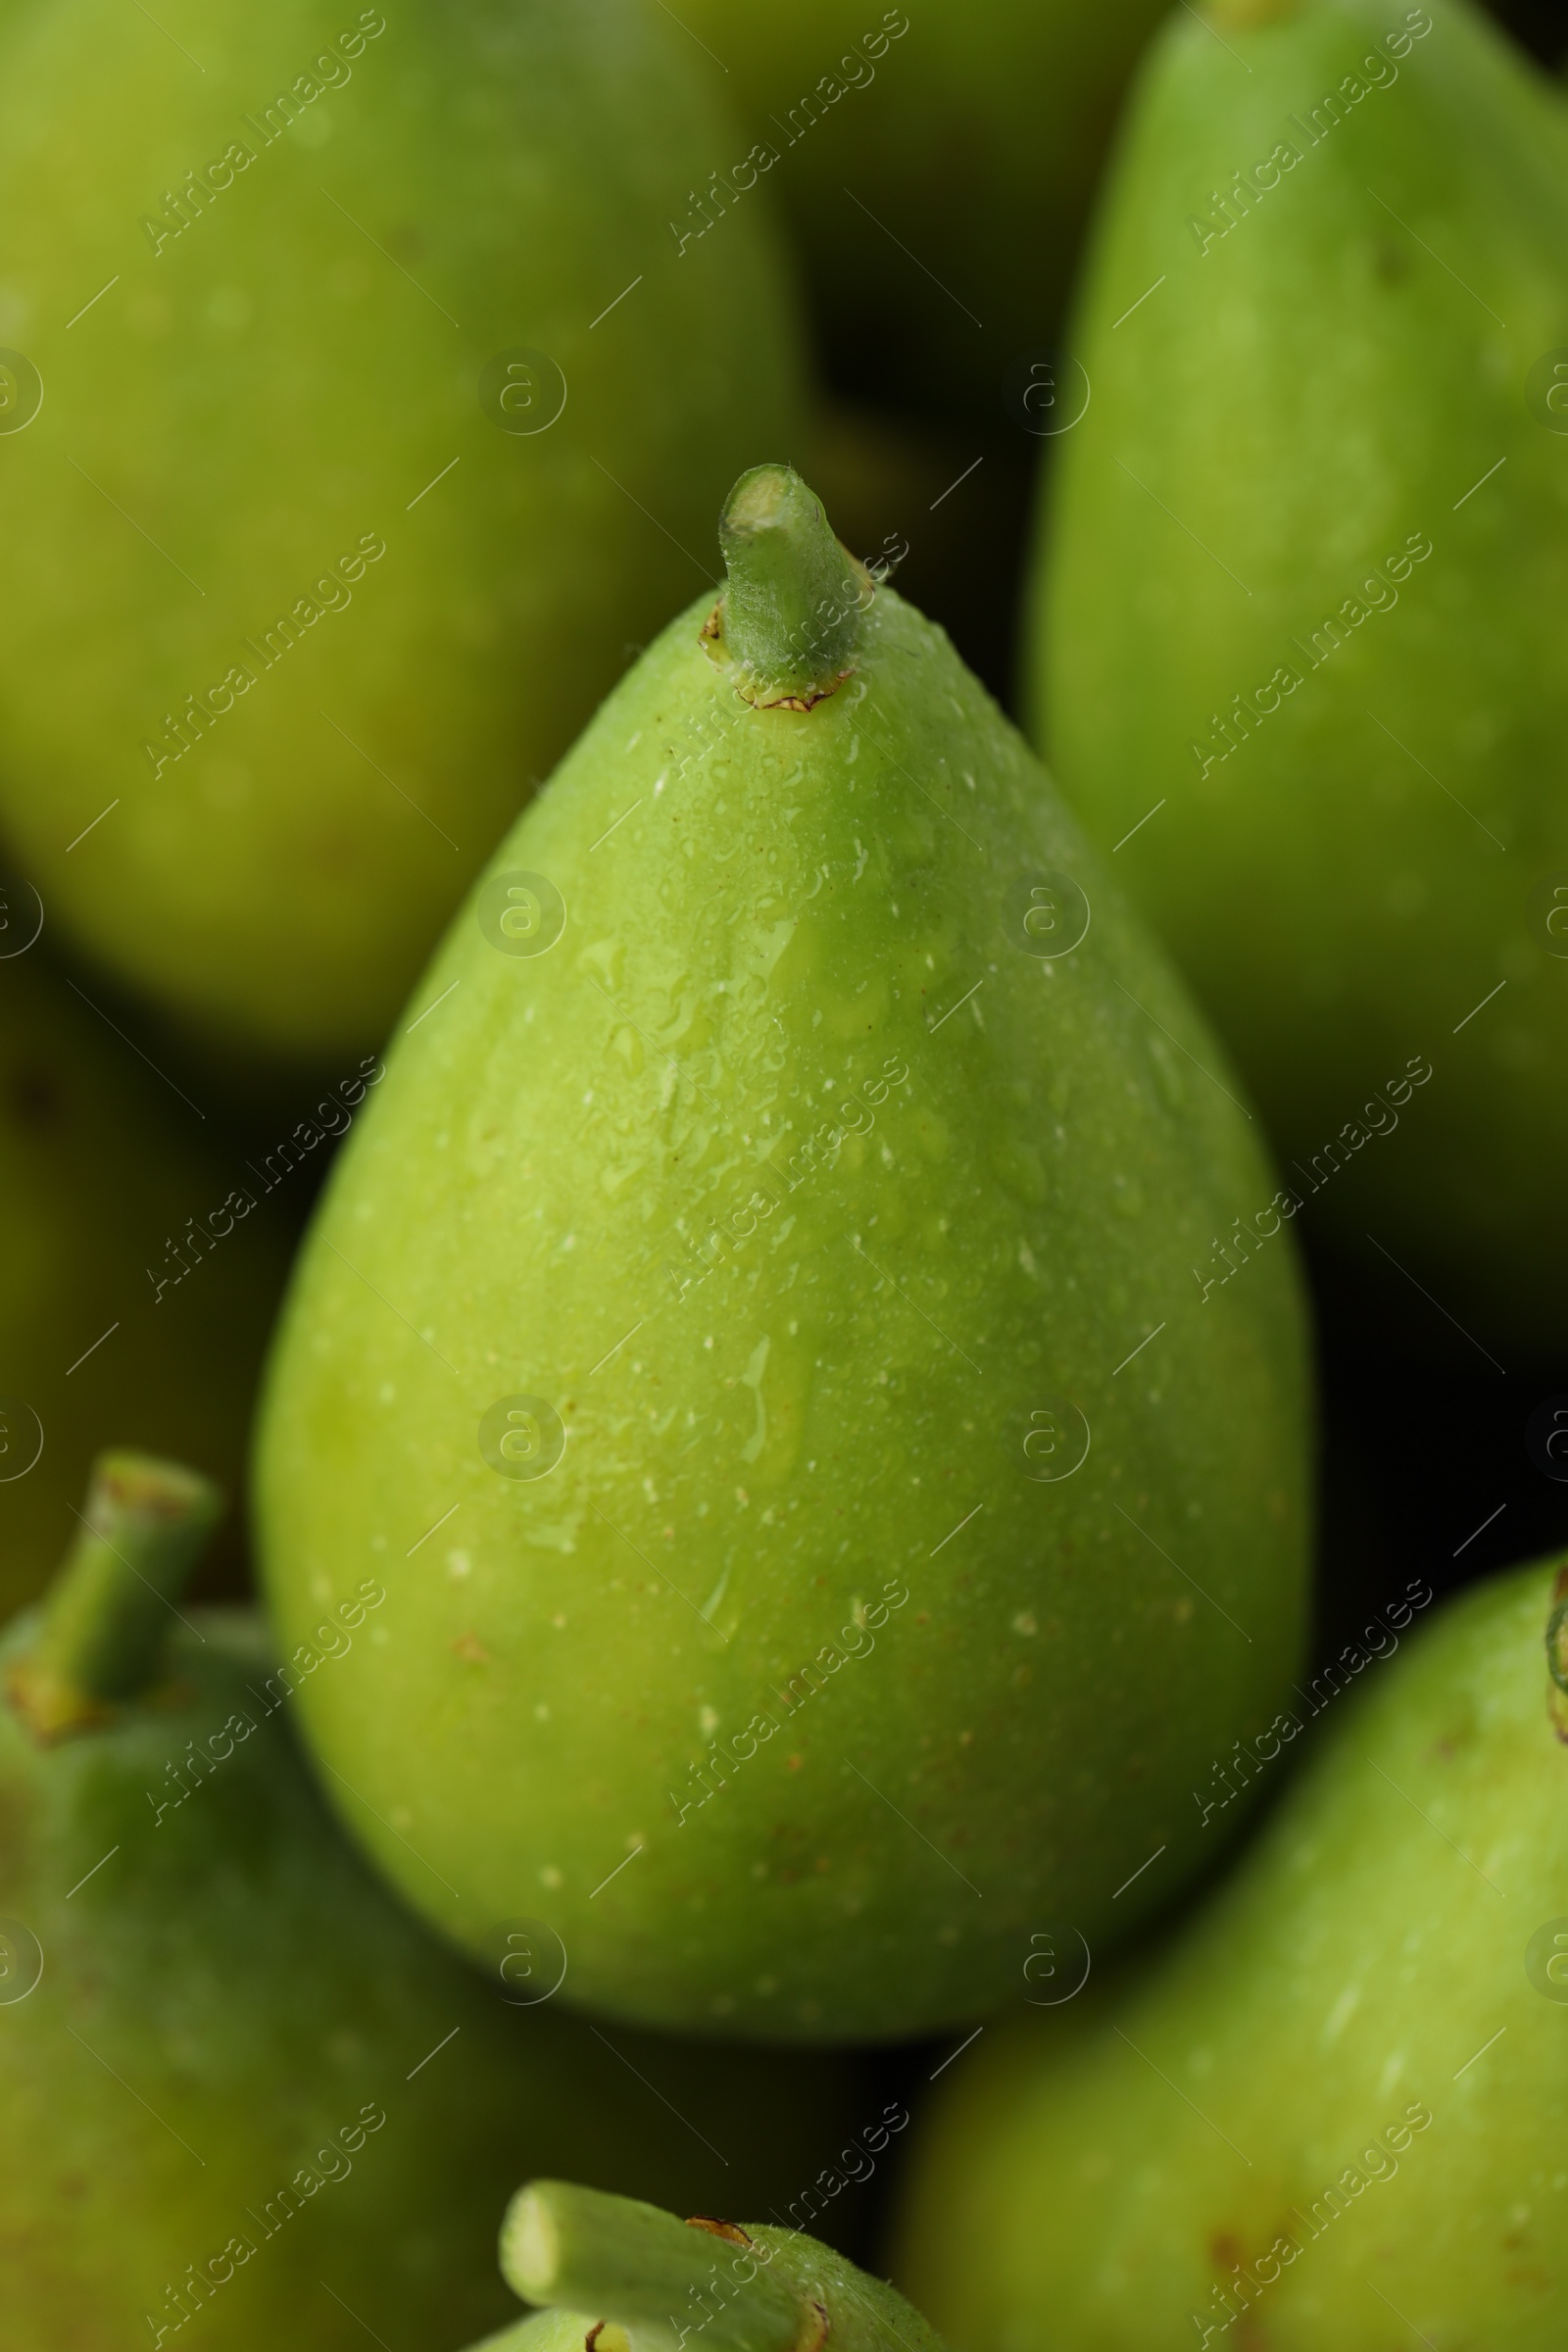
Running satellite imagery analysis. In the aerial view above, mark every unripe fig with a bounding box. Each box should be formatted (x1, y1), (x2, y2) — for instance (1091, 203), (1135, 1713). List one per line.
(258, 466), (1312, 2043)
(1030, 0), (1568, 1344)
(896, 1558), (1568, 2347)
(0, 0), (804, 1063)
(1, 1453), (866, 2348)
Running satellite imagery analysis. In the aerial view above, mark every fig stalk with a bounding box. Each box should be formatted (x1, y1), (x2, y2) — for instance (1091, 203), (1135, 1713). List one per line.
(5, 1450), (222, 1740)
(708, 465), (869, 708)
(491, 2181), (953, 2352)
(504, 2183), (807, 2352)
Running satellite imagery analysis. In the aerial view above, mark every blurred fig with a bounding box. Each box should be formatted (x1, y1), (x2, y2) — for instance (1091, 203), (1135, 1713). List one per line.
(0, 0), (805, 1063)
(1, 1452), (867, 2349)
(1031, 0), (1568, 1346)
(896, 1558), (1568, 2347)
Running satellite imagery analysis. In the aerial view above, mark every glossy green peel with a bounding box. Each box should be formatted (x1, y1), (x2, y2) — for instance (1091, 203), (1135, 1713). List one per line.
(0, 1455), (868, 2349)
(257, 467), (1311, 2044)
(0, 0), (804, 1063)
(1031, 0), (1568, 1342)
(895, 1559), (1568, 2348)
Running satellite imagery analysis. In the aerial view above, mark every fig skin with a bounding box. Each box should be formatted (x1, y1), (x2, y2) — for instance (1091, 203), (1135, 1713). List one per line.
(0, 0), (805, 1065)
(894, 1560), (1568, 2349)
(0, 1599), (869, 2348)
(258, 473), (1312, 2044)
(1031, 0), (1568, 1345)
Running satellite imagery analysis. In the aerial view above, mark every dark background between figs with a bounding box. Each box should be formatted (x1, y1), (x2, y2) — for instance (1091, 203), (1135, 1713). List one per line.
(1490, 0), (1566, 68)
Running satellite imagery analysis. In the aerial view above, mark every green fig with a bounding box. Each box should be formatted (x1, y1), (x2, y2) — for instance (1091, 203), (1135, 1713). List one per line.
(2, 1452), (871, 2348)
(256, 464), (1311, 2044)
(1031, 0), (1568, 1346)
(895, 1558), (1568, 2349)
(461, 2177), (952, 2352)
(670, 0), (1166, 422)
(0, 0), (804, 1066)
(0, 933), (293, 1617)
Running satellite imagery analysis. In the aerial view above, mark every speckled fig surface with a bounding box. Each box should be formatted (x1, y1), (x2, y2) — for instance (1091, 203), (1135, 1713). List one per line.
(257, 469), (1312, 2044)
(894, 1560), (1568, 2348)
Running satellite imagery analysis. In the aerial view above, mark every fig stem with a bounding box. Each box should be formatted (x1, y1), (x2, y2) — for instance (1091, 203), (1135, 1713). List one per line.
(713, 465), (867, 708)
(502, 2183), (807, 2352)
(5, 1450), (223, 1740)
